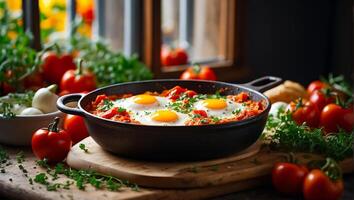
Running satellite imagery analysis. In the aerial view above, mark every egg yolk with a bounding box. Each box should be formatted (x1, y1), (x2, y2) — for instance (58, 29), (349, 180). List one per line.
(133, 94), (157, 105)
(202, 99), (227, 110)
(152, 110), (178, 122)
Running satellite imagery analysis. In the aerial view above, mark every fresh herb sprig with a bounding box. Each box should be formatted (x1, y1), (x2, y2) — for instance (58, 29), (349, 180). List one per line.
(263, 109), (353, 161)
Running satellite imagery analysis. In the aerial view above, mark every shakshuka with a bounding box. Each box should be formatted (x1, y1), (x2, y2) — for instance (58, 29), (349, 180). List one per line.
(88, 86), (266, 126)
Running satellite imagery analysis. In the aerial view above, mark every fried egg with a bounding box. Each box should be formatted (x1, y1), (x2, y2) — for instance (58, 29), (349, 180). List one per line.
(114, 94), (168, 111)
(194, 98), (243, 118)
(135, 109), (188, 126)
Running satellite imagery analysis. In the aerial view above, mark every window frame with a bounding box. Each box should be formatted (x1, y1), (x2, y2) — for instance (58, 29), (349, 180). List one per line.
(142, 0), (249, 82)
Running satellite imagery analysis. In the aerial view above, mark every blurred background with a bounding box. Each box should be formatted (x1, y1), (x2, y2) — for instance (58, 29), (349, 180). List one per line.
(1, 0), (353, 85)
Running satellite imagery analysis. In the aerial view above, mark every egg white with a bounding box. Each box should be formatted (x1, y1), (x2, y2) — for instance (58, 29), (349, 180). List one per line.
(134, 110), (189, 126)
(114, 96), (169, 111)
(194, 99), (245, 118)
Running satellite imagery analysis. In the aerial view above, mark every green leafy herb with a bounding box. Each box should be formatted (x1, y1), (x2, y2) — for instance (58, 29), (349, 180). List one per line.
(0, 102), (15, 118)
(99, 99), (114, 111)
(33, 161), (140, 192)
(321, 73), (353, 96)
(118, 107), (126, 113)
(263, 109), (353, 161)
(79, 143), (89, 153)
(232, 109), (241, 115)
(16, 151), (25, 163)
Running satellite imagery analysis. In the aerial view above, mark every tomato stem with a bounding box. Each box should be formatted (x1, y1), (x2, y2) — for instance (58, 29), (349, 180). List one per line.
(48, 117), (60, 132)
(192, 64), (201, 74)
(76, 59), (84, 75)
(321, 158), (342, 181)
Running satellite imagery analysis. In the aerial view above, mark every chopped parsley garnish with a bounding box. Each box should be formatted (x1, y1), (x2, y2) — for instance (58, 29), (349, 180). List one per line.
(118, 107), (126, 113)
(16, 151), (25, 163)
(232, 109), (241, 115)
(79, 144), (89, 153)
(33, 159), (139, 192)
(99, 99), (114, 111)
(211, 116), (220, 123)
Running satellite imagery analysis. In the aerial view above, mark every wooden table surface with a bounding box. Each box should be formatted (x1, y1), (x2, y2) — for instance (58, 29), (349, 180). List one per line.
(1, 145), (353, 200)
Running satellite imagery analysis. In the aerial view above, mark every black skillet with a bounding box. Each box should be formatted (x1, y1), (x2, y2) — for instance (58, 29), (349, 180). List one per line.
(57, 76), (282, 161)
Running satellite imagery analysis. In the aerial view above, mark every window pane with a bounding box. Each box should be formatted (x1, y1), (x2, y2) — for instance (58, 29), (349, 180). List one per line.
(76, 0), (94, 38)
(39, 0), (68, 43)
(101, 0), (124, 51)
(3, 0), (23, 39)
(39, 0), (95, 43)
(161, 0), (227, 66)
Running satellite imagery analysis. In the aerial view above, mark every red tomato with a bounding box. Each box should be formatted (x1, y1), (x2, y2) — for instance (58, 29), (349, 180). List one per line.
(180, 65), (217, 81)
(60, 60), (96, 93)
(272, 162), (308, 195)
(166, 86), (187, 100)
(287, 100), (320, 128)
(307, 80), (328, 94)
(41, 52), (76, 84)
(64, 115), (89, 144)
(0, 82), (15, 95)
(93, 94), (108, 105)
(309, 90), (335, 111)
(192, 110), (208, 118)
(303, 169), (343, 200)
(161, 47), (188, 66)
(185, 90), (197, 97)
(23, 72), (45, 90)
(31, 117), (72, 163)
(320, 104), (354, 133)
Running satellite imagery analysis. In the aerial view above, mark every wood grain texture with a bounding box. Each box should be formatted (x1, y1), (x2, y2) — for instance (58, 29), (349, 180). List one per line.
(0, 146), (264, 200)
(67, 137), (354, 190)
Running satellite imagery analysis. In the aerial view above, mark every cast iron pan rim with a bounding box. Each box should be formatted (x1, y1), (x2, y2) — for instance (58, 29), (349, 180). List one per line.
(77, 79), (271, 129)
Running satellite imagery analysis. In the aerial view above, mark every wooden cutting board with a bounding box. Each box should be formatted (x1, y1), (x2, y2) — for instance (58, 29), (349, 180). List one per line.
(67, 137), (354, 189)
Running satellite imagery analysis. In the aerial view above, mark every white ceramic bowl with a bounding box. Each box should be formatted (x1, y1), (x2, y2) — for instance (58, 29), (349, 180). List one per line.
(0, 111), (65, 146)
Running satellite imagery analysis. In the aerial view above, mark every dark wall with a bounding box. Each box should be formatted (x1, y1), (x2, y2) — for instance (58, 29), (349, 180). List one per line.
(243, 0), (353, 85)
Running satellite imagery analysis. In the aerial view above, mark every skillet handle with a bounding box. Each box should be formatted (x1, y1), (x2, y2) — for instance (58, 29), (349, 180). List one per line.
(241, 76), (283, 92)
(57, 93), (85, 117)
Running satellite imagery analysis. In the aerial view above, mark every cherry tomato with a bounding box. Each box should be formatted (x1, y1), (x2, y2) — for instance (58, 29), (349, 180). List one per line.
(60, 60), (96, 93)
(41, 52), (76, 84)
(309, 90), (335, 111)
(303, 169), (343, 200)
(320, 104), (354, 133)
(180, 65), (217, 81)
(31, 117), (72, 163)
(307, 80), (328, 94)
(272, 162), (308, 195)
(287, 100), (320, 128)
(161, 46), (188, 66)
(64, 115), (89, 144)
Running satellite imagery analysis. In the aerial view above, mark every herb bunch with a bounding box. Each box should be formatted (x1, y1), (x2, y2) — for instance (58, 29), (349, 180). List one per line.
(263, 109), (353, 161)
